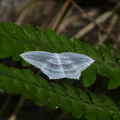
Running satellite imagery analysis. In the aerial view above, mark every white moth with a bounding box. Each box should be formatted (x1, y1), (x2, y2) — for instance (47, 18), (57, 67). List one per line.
(20, 51), (94, 80)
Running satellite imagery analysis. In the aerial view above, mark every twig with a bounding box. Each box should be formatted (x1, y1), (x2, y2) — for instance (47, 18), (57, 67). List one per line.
(57, 9), (99, 33)
(0, 93), (13, 118)
(69, 0), (120, 42)
(51, 0), (70, 31)
(71, 7), (118, 40)
(8, 96), (25, 120)
(15, 1), (43, 25)
(97, 14), (119, 46)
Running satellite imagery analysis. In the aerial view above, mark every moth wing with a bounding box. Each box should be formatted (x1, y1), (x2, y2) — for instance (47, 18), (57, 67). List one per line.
(20, 51), (68, 79)
(60, 52), (94, 72)
(20, 51), (94, 80)
(20, 51), (54, 68)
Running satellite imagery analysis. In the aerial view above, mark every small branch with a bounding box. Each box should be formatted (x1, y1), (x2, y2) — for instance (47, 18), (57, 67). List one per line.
(69, 0), (120, 42)
(51, 0), (70, 31)
(0, 93), (13, 118)
(97, 14), (119, 46)
(57, 9), (99, 33)
(8, 96), (25, 120)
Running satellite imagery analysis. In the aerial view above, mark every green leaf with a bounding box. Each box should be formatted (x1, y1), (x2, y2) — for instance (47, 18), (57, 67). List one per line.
(24, 24), (40, 43)
(48, 93), (60, 109)
(83, 65), (96, 87)
(59, 33), (75, 52)
(108, 68), (120, 89)
(99, 46), (117, 67)
(0, 22), (17, 39)
(1, 22), (120, 90)
(43, 29), (65, 52)
(85, 44), (103, 64)
(1, 22), (120, 119)
(64, 83), (79, 99)
(113, 47), (120, 59)
(0, 64), (119, 119)
(87, 91), (104, 108)
(97, 65), (111, 77)
(10, 23), (27, 41)
(98, 109), (111, 120)
(99, 95), (118, 111)
(37, 28), (58, 51)
(76, 89), (92, 104)
(113, 112), (120, 120)
(0, 39), (12, 58)
(60, 97), (72, 113)
(73, 38), (86, 54)
(51, 83), (66, 96)
(85, 106), (98, 120)
(72, 101), (85, 119)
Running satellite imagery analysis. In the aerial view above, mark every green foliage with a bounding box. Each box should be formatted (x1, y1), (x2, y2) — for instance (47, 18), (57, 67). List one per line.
(0, 22), (120, 119)
(0, 63), (120, 119)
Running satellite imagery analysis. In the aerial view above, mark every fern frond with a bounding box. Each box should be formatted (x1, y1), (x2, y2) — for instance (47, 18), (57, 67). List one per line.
(0, 64), (120, 119)
(0, 22), (120, 89)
